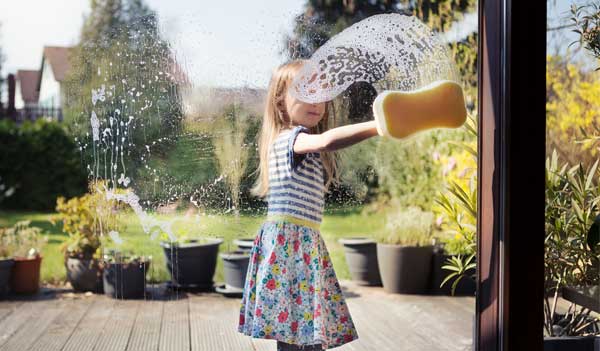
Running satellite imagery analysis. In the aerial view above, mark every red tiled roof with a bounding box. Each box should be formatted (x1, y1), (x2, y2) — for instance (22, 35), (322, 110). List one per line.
(16, 70), (40, 103)
(42, 46), (73, 82)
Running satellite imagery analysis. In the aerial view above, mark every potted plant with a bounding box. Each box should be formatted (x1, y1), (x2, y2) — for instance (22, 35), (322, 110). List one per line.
(338, 236), (381, 286)
(0, 224), (16, 295)
(7, 221), (47, 294)
(375, 206), (436, 294)
(160, 231), (223, 290)
(216, 249), (249, 297)
(101, 249), (150, 299)
(53, 181), (126, 293)
(432, 114), (478, 296)
(543, 150), (600, 349)
(233, 237), (255, 253)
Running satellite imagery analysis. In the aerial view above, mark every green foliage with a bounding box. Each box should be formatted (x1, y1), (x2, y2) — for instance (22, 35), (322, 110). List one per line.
(64, 0), (184, 192)
(0, 220), (47, 259)
(433, 113), (477, 295)
(373, 129), (457, 210)
(570, 2), (600, 69)
(212, 103), (258, 215)
(0, 119), (88, 210)
(52, 181), (127, 259)
(544, 149), (600, 336)
(374, 206), (435, 246)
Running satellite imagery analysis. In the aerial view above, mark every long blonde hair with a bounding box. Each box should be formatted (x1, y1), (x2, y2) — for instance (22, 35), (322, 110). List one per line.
(250, 59), (339, 198)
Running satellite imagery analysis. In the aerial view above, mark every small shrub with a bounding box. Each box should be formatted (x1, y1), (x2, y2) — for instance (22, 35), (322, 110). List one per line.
(375, 206), (435, 246)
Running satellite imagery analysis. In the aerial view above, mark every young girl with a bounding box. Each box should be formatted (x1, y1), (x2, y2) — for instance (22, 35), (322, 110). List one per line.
(237, 59), (379, 350)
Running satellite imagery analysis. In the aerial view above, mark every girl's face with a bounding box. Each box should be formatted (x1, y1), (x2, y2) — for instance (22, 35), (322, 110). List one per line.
(284, 87), (326, 129)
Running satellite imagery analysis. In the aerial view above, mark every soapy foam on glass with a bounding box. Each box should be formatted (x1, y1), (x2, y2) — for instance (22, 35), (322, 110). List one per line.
(289, 13), (466, 139)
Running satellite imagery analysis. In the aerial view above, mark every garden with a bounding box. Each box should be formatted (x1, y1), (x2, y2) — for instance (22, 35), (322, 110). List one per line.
(0, 0), (598, 350)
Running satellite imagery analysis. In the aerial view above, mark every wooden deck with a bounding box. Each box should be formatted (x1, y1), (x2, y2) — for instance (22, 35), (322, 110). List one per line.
(0, 280), (474, 351)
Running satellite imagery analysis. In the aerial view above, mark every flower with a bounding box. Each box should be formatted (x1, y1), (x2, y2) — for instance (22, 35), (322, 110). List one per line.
(269, 251), (277, 264)
(432, 151), (440, 161)
(303, 311), (313, 321)
(436, 215), (444, 227)
(277, 234), (285, 245)
(291, 321), (299, 333)
(264, 325), (273, 335)
(303, 253), (310, 264)
(293, 240), (300, 252)
(332, 294), (341, 302)
(278, 310), (289, 323)
(266, 279), (276, 290)
(296, 295), (302, 305)
(256, 308), (262, 317)
(239, 314), (245, 325)
(272, 264), (281, 275)
(299, 281), (308, 292)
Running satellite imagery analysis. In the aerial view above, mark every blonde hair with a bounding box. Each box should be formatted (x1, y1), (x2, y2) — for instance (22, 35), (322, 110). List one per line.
(250, 59), (339, 198)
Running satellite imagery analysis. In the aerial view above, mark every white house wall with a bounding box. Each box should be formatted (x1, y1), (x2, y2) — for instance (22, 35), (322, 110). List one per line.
(38, 59), (61, 108)
(14, 79), (24, 109)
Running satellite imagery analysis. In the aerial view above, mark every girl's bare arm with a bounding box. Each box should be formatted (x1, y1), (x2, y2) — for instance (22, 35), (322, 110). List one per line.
(294, 121), (379, 154)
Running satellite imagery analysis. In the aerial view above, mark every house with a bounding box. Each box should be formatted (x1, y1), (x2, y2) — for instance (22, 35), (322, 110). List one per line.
(36, 46), (73, 120)
(15, 70), (40, 109)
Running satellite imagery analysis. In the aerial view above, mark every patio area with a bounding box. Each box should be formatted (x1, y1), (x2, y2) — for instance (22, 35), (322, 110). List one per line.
(0, 280), (475, 351)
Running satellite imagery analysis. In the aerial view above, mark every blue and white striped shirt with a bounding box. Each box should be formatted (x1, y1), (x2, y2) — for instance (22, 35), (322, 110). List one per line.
(266, 125), (325, 227)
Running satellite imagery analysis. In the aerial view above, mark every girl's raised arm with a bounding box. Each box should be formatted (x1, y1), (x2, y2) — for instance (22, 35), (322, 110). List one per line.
(294, 121), (379, 154)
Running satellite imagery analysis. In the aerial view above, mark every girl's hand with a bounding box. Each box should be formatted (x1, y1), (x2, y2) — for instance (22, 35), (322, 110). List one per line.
(294, 121), (379, 154)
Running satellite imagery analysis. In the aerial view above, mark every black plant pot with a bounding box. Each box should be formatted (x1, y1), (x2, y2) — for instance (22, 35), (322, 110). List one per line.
(543, 336), (600, 351)
(103, 261), (149, 299)
(66, 257), (103, 293)
(0, 258), (14, 296)
(160, 238), (223, 289)
(219, 250), (250, 290)
(377, 243), (434, 294)
(429, 251), (476, 296)
(232, 237), (255, 253)
(339, 237), (382, 286)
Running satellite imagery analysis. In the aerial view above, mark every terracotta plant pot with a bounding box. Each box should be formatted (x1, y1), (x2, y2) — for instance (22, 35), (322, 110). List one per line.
(0, 258), (14, 295)
(11, 255), (42, 294)
(339, 237), (382, 286)
(377, 243), (433, 294)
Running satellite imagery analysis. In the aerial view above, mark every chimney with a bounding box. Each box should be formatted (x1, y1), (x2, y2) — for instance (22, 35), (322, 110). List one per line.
(7, 74), (17, 121)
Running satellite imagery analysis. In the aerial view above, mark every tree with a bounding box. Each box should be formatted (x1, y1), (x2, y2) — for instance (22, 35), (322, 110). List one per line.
(64, 0), (184, 190)
(0, 22), (5, 118)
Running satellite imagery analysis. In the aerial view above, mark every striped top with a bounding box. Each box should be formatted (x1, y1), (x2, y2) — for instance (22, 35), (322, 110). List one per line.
(266, 125), (325, 228)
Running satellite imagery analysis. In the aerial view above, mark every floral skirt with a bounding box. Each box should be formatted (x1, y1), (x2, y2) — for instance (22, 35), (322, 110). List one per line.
(237, 219), (359, 350)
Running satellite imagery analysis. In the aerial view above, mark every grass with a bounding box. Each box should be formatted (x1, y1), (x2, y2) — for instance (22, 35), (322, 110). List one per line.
(0, 205), (388, 285)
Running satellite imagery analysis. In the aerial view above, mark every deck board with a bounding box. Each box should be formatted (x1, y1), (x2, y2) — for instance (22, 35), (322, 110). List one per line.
(0, 281), (475, 351)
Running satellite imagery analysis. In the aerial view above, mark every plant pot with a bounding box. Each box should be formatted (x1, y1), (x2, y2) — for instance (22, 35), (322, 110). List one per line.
(66, 257), (103, 293)
(10, 255), (42, 294)
(376, 243), (433, 294)
(543, 336), (600, 351)
(429, 251), (476, 296)
(102, 260), (149, 299)
(0, 258), (14, 295)
(160, 238), (223, 289)
(233, 237), (255, 253)
(339, 237), (382, 286)
(219, 250), (250, 290)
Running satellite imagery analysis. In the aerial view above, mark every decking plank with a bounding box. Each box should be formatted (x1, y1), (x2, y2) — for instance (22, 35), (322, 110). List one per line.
(0, 302), (37, 349)
(61, 297), (116, 351)
(127, 300), (164, 351)
(94, 300), (140, 351)
(189, 294), (255, 351)
(0, 301), (62, 351)
(159, 298), (190, 351)
(28, 298), (93, 351)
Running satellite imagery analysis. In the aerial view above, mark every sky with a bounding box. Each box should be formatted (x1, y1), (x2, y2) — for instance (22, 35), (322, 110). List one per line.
(0, 0), (305, 88)
(0, 1), (593, 90)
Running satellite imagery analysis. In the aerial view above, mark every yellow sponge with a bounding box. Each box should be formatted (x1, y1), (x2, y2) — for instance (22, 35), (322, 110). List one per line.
(373, 80), (467, 139)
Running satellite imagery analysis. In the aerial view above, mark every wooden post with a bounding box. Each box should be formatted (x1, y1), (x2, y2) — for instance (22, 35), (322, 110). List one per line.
(476, 0), (546, 350)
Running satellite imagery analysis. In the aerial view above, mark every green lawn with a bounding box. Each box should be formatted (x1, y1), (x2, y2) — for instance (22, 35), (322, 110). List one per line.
(0, 206), (387, 285)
